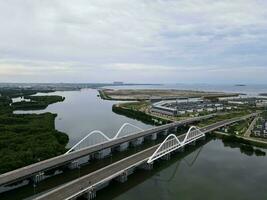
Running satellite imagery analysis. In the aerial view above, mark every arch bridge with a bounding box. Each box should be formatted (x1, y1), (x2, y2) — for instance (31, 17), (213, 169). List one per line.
(66, 123), (144, 154)
(147, 126), (204, 163)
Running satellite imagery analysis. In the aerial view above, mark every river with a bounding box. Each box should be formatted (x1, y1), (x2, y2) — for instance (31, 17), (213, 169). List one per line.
(14, 89), (153, 147)
(4, 86), (267, 200)
(97, 139), (267, 200)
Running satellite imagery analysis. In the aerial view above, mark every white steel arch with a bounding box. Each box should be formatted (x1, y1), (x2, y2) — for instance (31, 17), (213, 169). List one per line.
(114, 123), (144, 139)
(147, 126), (204, 163)
(65, 123), (144, 154)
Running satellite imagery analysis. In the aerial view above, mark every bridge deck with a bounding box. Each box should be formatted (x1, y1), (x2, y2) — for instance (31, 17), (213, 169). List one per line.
(35, 115), (256, 200)
(0, 114), (216, 186)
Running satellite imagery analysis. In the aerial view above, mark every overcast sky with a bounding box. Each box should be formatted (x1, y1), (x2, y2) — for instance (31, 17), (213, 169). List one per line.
(0, 0), (266, 84)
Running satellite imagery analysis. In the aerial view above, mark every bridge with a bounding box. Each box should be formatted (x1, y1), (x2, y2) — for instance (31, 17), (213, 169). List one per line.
(65, 122), (144, 154)
(34, 114), (256, 200)
(147, 126), (204, 163)
(0, 114), (217, 187)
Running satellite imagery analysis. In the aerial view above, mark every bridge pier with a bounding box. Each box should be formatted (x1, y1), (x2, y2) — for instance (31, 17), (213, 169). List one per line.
(95, 148), (111, 159)
(200, 135), (206, 141)
(96, 181), (110, 190)
(161, 153), (171, 161)
(189, 140), (196, 146)
(118, 142), (129, 152)
(88, 155), (92, 162)
(138, 162), (153, 170)
(131, 137), (144, 147)
(176, 146), (185, 152)
(162, 129), (168, 136)
(84, 187), (96, 200)
(68, 160), (79, 169)
(116, 171), (128, 183)
(32, 172), (44, 184)
(150, 133), (157, 140)
(221, 125), (229, 133)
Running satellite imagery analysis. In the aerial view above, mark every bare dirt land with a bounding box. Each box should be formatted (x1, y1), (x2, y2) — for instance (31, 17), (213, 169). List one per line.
(100, 89), (238, 100)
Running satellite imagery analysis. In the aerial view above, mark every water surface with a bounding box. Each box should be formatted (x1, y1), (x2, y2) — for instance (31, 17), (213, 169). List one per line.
(14, 89), (153, 147)
(9, 87), (267, 200)
(97, 139), (267, 200)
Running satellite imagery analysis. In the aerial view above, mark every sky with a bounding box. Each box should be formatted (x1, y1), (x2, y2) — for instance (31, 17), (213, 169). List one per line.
(0, 0), (267, 84)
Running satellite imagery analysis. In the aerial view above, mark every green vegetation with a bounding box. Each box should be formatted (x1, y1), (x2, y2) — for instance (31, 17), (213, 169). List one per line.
(0, 96), (12, 115)
(98, 89), (112, 100)
(0, 113), (68, 173)
(228, 119), (251, 135)
(0, 87), (53, 98)
(197, 110), (251, 127)
(0, 88), (68, 174)
(261, 110), (267, 118)
(118, 101), (150, 111)
(112, 103), (171, 125)
(12, 95), (65, 110)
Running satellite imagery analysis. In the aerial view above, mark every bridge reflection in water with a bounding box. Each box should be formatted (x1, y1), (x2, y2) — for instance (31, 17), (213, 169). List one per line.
(35, 114), (257, 200)
(96, 142), (206, 200)
(152, 146), (203, 198)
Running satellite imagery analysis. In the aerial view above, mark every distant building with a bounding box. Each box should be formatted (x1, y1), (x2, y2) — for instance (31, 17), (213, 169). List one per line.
(196, 108), (204, 112)
(256, 100), (267, 108)
(113, 82), (124, 85)
(150, 98), (229, 117)
(216, 107), (223, 111)
(206, 108), (214, 112)
(228, 100), (247, 105)
(150, 96), (162, 103)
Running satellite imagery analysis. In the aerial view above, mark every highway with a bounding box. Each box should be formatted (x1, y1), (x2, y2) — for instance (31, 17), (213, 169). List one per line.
(0, 114), (216, 187)
(244, 116), (258, 137)
(35, 113), (256, 200)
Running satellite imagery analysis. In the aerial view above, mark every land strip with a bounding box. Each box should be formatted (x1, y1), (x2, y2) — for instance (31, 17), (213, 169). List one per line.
(99, 89), (239, 101)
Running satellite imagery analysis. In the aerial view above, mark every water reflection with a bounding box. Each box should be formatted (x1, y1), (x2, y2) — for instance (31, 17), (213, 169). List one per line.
(153, 146), (203, 183)
(96, 139), (267, 200)
(222, 138), (266, 157)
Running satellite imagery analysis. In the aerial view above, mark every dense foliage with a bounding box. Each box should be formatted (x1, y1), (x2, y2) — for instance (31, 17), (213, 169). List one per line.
(0, 113), (68, 173)
(0, 87), (52, 98)
(0, 88), (68, 174)
(112, 104), (171, 125)
(0, 96), (12, 115)
(12, 95), (65, 110)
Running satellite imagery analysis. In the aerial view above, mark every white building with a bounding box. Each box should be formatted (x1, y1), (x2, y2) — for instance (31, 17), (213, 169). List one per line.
(228, 101), (247, 105)
(177, 110), (186, 115)
(196, 108), (204, 112)
(256, 100), (267, 107)
(216, 107), (223, 111)
(206, 108), (214, 112)
(186, 109), (194, 113)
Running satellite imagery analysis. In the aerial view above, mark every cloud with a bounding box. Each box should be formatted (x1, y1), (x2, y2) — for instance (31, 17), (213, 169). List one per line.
(0, 0), (266, 83)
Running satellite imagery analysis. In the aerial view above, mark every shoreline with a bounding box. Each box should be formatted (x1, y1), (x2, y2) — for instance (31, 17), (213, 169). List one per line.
(98, 89), (240, 101)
